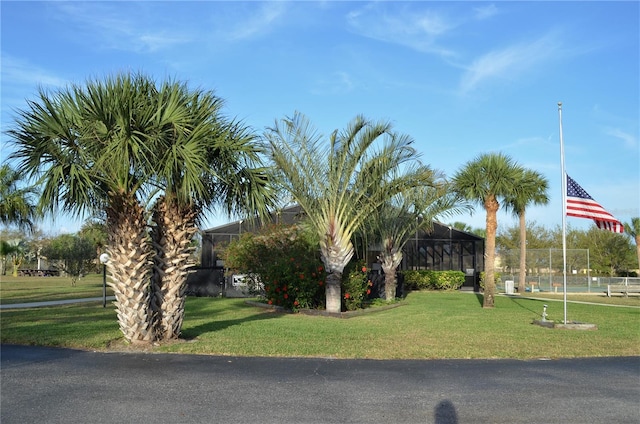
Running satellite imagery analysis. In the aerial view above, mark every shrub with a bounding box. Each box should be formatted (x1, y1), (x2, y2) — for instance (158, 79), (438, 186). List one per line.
(432, 271), (465, 290)
(400, 270), (465, 291)
(402, 270), (430, 290)
(341, 261), (372, 311)
(223, 224), (325, 310)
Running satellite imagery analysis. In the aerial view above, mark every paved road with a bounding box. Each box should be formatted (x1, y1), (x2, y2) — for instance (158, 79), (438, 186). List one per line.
(1, 345), (638, 424)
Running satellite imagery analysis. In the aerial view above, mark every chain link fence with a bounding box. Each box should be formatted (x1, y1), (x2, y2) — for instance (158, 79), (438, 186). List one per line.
(497, 248), (640, 293)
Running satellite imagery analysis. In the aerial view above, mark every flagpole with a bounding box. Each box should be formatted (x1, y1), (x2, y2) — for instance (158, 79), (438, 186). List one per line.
(558, 102), (568, 324)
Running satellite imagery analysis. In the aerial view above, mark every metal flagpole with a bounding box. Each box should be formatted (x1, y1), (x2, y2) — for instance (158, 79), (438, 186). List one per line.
(558, 102), (568, 324)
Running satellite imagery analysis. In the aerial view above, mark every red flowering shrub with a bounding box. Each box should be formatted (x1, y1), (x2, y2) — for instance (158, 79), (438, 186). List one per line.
(341, 260), (371, 311)
(223, 223), (325, 310)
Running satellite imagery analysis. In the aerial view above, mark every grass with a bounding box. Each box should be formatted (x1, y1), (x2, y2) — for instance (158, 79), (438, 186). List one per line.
(1, 277), (639, 359)
(0, 273), (113, 304)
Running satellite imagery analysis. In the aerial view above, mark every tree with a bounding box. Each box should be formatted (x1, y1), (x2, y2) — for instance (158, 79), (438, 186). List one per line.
(9, 73), (274, 343)
(449, 221), (473, 233)
(577, 227), (635, 276)
(8, 73), (167, 344)
(369, 182), (468, 301)
(504, 169), (549, 294)
(265, 112), (435, 313)
(623, 217), (640, 271)
(148, 82), (274, 341)
(79, 220), (107, 273)
(42, 234), (95, 285)
(0, 164), (40, 232)
(452, 152), (523, 308)
(496, 222), (554, 275)
(0, 239), (18, 276)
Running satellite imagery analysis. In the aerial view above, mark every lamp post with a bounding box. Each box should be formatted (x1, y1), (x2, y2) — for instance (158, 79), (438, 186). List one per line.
(99, 253), (109, 308)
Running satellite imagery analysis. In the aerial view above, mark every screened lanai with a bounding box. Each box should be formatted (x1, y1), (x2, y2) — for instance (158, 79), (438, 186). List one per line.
(193, 205), (485, 294)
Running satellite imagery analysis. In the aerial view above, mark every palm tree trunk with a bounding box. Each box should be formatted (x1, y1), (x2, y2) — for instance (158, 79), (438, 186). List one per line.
(517, 212), (527, 294)
(483, 196), (499, 308)
(380, 247), (403, 301)
(150, 199), (198, 341)
(320, 225), (354, 313)
(325, 271), (343, 313)
(635, 235), (640, 271)
(106, 197), (155, 345)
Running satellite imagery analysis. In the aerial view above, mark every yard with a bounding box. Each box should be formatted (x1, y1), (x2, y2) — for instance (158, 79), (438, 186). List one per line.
(1, 274), (639, 359)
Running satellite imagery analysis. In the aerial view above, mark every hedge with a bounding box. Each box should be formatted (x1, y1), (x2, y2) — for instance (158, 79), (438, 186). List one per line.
(401, 270), (465, 291)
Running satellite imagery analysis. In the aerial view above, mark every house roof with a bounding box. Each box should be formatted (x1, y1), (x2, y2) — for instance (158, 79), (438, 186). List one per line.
(203, 204), (483, 242)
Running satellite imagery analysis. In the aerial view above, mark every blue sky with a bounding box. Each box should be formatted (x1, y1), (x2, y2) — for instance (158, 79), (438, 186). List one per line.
(1, 1), (638, 234)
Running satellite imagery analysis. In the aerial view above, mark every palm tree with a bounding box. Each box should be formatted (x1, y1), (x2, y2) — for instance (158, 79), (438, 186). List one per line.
(369, 181), (469, 301)
(505, 169), (549, 294)
(8, 73), (170, 344)
(0, 164), (40, 232)
(149, 82), (274, 341)
(623, 217), (640, 271)
(449, 221), (474, 233)
(452, 152), (523, 308)
(265, 112), (434, 313)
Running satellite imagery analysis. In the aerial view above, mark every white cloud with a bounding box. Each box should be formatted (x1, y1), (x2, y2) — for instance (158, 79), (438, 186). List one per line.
(604, 128), (638, 149)
(346, 3), (458, 57)
(473, 4), (499, 21)
(458, 32), (561, 94)
(51, 2), (192, 53)
(310, 71), (355, 96)
(224, 2), (287, 41)
(1, 55), (68, 89)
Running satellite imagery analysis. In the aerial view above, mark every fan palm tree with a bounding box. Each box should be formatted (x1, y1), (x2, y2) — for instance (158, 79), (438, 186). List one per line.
(265, 112), (434, 313)
(505, 169), (549, 294)
(452, 152), (523, 308)
(8, 73), (173, 344)
(149, 82), (274, 341)
(0, 164), (40, 232)
(623, 217), (640, 270)
(369, 180), (469, 300)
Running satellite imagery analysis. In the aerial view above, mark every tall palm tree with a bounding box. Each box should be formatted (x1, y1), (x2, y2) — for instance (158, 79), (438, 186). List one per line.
(369, 180), (469, 301)
(624, 217), (640, 271)
(149, 82), (274, 340)
(8, 73), (172, 344)
(452, 152), (522, 308)
(0, 164), (40, 232)
(265, 112), (434, 313)
(505, 169), (549, 294)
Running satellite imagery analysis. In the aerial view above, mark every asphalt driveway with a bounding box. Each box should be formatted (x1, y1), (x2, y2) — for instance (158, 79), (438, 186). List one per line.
(1, 345), (638, 424)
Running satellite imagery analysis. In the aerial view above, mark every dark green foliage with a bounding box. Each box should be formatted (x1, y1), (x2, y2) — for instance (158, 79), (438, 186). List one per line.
(41, 234), (95, 285)
(341, 261), (373, 311)
(223, 223), (325, 310)
(402, 270), (465, 291)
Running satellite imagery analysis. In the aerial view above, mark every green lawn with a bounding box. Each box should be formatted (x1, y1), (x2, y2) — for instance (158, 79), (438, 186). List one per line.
(0, 274), (113, 304)
(1, 280), (638, 359)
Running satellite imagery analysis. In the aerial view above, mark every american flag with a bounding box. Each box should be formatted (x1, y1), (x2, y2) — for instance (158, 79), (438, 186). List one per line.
(566, 175), (624, 233)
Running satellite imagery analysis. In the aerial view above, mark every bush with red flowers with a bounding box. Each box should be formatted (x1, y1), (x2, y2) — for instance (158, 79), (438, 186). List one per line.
(341, 260), (372, 311)
(223, 223), (325, 310)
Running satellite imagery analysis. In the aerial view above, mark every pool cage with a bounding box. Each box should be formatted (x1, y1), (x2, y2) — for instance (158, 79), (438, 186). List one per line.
(192, 205), (485, 295)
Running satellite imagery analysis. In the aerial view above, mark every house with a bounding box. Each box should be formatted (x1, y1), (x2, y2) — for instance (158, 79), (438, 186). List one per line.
(187, 205), (485, 296)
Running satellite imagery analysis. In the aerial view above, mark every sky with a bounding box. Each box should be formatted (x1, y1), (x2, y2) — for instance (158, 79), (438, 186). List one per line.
(1, 1), (638, 235)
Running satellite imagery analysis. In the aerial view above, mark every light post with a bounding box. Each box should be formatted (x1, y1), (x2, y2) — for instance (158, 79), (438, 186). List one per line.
(99, 253), (109, 308)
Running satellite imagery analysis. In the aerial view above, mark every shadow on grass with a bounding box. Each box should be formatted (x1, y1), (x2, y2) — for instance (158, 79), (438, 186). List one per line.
(182, 311), (283, 339)
(181, 299), (285, 339)
(474, 293), (484, 307)
(505, 295), (544, 316)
